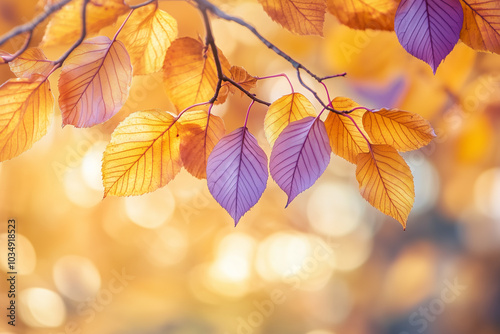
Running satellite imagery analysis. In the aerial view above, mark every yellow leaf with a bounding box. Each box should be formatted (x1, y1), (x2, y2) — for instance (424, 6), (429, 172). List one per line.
(0, 75), (54, 161)
(326, 0), (398, 30)
(264, 93), (316, 147)
(258, 0), (326, 36)
(163, 37), (231, 111)
(179, 110), (225, 179)
(324, 97), (369, 163)
(58, 36), (132, 128)
(460, 0), (500, 54)
(362, 108), (436, 152)
(119, 3), (177, 75)
(102, 110), (182, 197)
(356, 144), (414, 228)
(228, 66), (257, 95)
(41, 0), (129, 47)
(9, 47), (54, 78)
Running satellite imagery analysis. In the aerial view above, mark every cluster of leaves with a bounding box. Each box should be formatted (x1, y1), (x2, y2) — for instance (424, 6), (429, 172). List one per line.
(1, 0), (496, 229)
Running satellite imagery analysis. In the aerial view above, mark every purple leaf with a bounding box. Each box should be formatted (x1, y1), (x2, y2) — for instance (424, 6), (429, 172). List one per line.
(270, 116), (331, 207)
(394, 0), (463, 73)
(207, 127), (268, 225)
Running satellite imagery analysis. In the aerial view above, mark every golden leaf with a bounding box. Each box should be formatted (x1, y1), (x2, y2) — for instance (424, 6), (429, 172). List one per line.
(324, 96), (370, 163)
(362, 108), (436, 152)
(119, 3), (178, 75)
(258, 0), (326, 36)
(326, 0), (398, 30)
(460, 0), (500, 54)
(41, 0), (129, 47)
(9, 47), (54, 78)
(0, 75), (54, 161)
(179, 110), (225, 179)
(58, 36), (133, 128)
(264, 93), (316, 147)
(163, 37), (231, 111)
(356, 144), (414, 228)
(102, 110), (182, 197)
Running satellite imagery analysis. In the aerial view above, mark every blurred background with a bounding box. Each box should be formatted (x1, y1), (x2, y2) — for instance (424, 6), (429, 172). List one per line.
(1, 0), (500, 333)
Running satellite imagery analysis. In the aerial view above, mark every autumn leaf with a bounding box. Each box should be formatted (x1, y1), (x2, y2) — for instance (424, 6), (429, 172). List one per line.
(102, 110), (182, 197)
(356, 144), (414, 228)
(227, 66), (257, 95)
(163, 37), (231, 111)
(58, 36), (133, 128)
(362, 108), (436, 152)
(179, 110), (225, 179)
(264, 93), (316, 147)
(460, 0), (500, 54)
(9, 48), (54, 78)
(394, 0), (464, 73)
(326, 0), (399, 31)
(270, 116), (331, 206)
(119, 3), (178, 75)
(41, 0), (129, 47)
(258, 0), (326, 36)
(207, 127), (268, 225)
(0, 75), (54, 161)
(324, 97), (370, 164)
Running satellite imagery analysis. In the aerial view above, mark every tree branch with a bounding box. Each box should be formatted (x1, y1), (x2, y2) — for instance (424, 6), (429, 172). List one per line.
(194, 0), (352, 114)
(0, 0), (73, 47)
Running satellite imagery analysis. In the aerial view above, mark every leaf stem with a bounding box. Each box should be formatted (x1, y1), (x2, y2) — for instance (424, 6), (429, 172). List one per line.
(244, 100), (255, 128)
(256, 73), (294, 93)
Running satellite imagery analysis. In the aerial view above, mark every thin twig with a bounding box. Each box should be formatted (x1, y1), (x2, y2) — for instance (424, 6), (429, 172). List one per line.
(0, 0), (73, 47)
(194, 0), (350, 114)
(54, 0), (90, 65)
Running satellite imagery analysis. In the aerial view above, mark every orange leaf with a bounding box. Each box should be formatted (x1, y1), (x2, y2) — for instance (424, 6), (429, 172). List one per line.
(41, 0), (129, 47)
(362, 108), (436, 152)
(228, 66), (257, 95)
(356, 144), (414, 228)
(179, 110), (225, 179)
(119, 3), (178, 75)
(324, 97), (370, 164)
(460, 0), (500, 54)
(264, 93), (316, 147)
(102, 110), (182, 197)
(9, 48), (54, 78)
(0, 75), (54, 161)
(326, 0), (398, 31)
(163, 37), (230, 111)
(58, 36), (132, 128)
(258, 0), (326, 36)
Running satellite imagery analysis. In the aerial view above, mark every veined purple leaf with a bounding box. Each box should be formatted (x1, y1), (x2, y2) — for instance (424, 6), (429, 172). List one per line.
(270, 116), (331, 207)
(206, 127), (268, 225)
(394, 0), (463, 73)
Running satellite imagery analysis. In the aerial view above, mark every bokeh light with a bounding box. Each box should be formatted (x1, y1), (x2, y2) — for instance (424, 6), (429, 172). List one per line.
(53, 255), (101, 301)
(19, 288), (66, 328)
(125, 186), (176, 228)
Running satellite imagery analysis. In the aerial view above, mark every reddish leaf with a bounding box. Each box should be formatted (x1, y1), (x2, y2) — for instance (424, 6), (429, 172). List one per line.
(460, 0), (500, 54)
(270, 116), (331, 206)
(207, 127), (268, 225)
(179, 110), (225, 179)
(58, 36), (132, 128)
